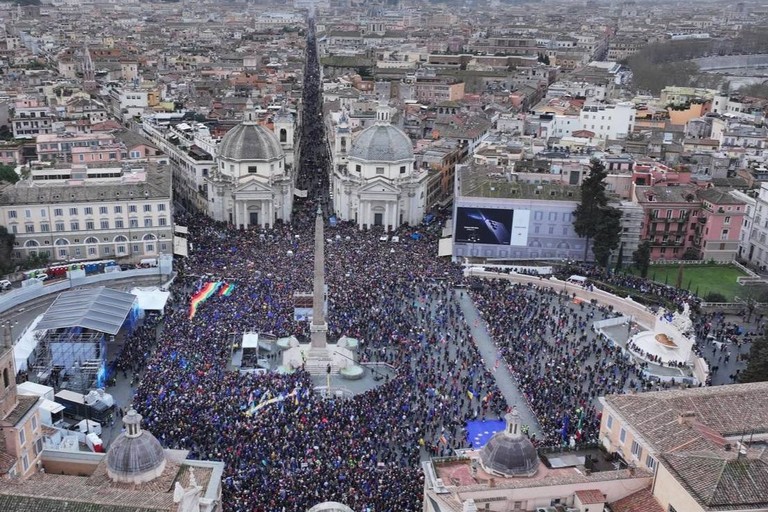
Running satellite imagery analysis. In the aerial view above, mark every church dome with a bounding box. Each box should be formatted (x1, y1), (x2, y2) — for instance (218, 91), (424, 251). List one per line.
(218, 100), (284, 162)
(106, 409), (167, 484)
(307, 502), (355, 512)
(348, 102), (413, 163)
(478, 410), (539, 478)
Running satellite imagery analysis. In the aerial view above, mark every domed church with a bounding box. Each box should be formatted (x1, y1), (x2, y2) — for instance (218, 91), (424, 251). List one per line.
(332, 102), (429, 230)
(207, 99), (294, 228)
(478, 408), (540, 478)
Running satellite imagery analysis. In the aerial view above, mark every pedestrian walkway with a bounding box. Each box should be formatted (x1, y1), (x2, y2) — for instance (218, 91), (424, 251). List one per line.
(455, 289), (542, 437)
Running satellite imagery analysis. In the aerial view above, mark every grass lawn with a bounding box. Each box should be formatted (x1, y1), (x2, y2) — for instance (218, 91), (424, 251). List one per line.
(630, 264), (747, 301)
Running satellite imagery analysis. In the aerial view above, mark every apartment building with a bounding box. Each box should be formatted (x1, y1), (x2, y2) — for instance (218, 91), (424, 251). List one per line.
(36, 132), (121, 164)
(741, 182), (768, 269)
(579, 103), (636, 140)
(0, 162), (172, 263)
(0, 336), (43, 480)
(141, 118), (217, 213)
(634, 185), (745, 262)
(11, 96), (54, 139)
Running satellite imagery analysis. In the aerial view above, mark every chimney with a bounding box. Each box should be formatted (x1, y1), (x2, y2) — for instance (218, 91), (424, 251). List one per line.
(488, 477), (496, 488)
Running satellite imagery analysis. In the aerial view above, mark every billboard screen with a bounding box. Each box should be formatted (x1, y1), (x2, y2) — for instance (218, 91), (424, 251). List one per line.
(455, 207), (515, 245)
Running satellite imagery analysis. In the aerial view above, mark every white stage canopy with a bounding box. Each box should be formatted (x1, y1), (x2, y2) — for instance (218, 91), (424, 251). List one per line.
(130, 287), (171, 312)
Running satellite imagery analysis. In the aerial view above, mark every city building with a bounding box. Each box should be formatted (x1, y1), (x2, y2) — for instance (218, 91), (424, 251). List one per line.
(0, 328), (43, 480)
(0, 162), (173, 263)
(742, 182), (768, 269)
(634, 185), (745, 262)
(333, 103), (429, 229)
(0, 405), (224, 511)
(422, 409), (653, 512)
(206, 100), (294, 228)
(451, 162), (588, 262)
(578, 103), (636, 141)
(599, 382), (768, 512)
(11, 96), (54, 140)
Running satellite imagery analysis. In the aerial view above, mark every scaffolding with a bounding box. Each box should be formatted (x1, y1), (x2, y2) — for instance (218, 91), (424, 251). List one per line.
(29, 286), (138, 393)
(31, 328), (107, 393)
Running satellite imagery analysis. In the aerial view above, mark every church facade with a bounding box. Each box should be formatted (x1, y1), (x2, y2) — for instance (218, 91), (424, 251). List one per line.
(332, 104), (429, 230)
(206, 100), (295, 228)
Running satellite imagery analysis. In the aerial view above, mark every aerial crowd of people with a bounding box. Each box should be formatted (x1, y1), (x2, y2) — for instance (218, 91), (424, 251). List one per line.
(128, 202), (510, 511)
(108, 200), (754, 511)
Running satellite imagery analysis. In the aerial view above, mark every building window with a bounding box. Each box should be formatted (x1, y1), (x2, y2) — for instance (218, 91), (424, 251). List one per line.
(55, 222), (65, 232)
(631, 440), (642, 459)
(619, 427), (626, 444)
(143, 204), (152, 213)
(158, 204), (166, 211)
(606, 415), (613, 429)
(376, 167), (385, 175)
(355, 165), (361, 173)
(99, 206), (108, 214)
(133, 244), (140, 253)
(100, 220), (109, 229)
(70, 222), (79, 231)
(40, 223), (49, 232)
(400, 166), (406, 174)
(22, 454), (29, 472)
(129, 205), (137, 213)
(646, 455), (657, 471)
(85, 221), (94, 230)
(8, 210), (16, 219)
(114, 205), (122, 214)
(116, 219), (124, 229)
(69, 207), (78, 216)
(19, 429), (25, 446)
(31, 415), (37, 431)
(144, 218), (152, 227)
(25, 225), (34, 233)
(130, 219), (138, 228)
(54, 208), (63, 217)
(84, 207), (93, 215)
(158, 217), (167, 226)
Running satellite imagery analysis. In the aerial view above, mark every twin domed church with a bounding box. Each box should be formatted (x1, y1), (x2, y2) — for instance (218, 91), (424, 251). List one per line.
(206, 99), (429, 230)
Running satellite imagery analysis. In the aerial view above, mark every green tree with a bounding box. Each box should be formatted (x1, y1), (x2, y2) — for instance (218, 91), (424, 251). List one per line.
(0, 226), (14, 273)
(592, 207), (622, 267)
(681, 247), (699, 260)
(614, 242), (625, 272)
(632, 241), (651, 278)
(740, 332), (768, 383)
(573, 159), (621, 264)
(0, 164), (19, 184)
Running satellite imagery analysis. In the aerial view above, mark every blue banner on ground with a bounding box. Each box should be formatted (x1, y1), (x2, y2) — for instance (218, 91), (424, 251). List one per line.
(466, 419), (506, 448)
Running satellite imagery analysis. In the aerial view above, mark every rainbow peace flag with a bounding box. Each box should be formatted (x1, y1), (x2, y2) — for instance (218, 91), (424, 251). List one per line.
(189, 281), (223, 319)
(219, 283), (236, 297)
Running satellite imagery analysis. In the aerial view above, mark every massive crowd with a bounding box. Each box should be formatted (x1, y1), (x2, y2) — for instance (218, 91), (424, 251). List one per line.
(469, 280), (657, 446)
(128, 201), (508, 511)
(110, 201), (755, 510)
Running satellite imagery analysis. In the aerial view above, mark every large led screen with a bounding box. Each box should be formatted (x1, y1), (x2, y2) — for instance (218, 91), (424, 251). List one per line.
(455, 207), (515, 245)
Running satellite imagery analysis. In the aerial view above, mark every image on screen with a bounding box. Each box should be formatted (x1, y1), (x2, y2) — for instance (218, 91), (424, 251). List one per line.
(455, 207), (514, 245)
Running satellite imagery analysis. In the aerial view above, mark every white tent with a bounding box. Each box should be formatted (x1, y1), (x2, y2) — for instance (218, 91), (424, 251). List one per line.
(130, 287), (171, 312)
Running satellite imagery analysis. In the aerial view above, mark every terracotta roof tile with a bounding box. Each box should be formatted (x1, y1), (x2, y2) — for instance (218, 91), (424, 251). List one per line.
(610, 486), (663, 512)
